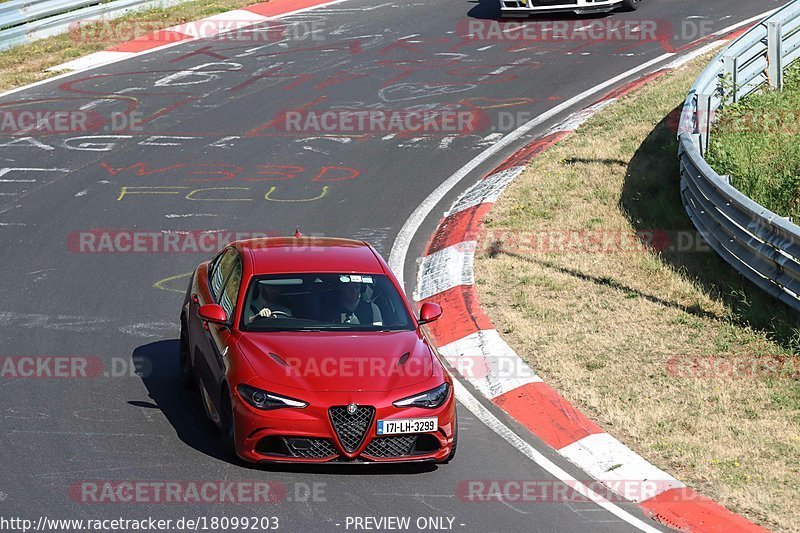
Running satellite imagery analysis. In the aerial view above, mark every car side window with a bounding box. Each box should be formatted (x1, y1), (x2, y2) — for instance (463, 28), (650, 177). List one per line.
(219, 258), (242, 319)
(208, 253), (225, 300)
(210, 249), (237, 301)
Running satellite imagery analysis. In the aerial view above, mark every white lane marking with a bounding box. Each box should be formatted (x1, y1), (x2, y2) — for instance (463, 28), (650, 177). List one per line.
(709, 10), (776, 36)
(387, 8), (776, 287)
(447, 165), (525, 217)
(47, 51), (136, 73)
(663, 39), (730, 70)
(452, 380), (663, 533)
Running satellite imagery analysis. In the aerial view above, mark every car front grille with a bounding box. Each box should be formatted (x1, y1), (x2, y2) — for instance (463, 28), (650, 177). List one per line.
(502, 0), (578, 6)
(329, 405), (375, 453)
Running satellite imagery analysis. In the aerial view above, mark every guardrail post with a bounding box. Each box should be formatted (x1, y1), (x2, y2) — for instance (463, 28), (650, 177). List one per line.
(767, 20), (784, 90)
(723, 55), (739, 103)
(697, 92), (712, 155)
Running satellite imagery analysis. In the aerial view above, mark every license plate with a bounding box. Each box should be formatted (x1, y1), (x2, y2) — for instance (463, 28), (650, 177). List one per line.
(376, 417), (438, 435)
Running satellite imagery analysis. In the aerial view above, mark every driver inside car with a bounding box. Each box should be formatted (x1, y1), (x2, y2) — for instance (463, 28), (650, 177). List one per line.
(249, 282), (292, 321)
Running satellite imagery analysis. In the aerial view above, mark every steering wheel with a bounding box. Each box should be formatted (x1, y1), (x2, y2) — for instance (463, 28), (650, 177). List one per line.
(253, 309), (291, 320)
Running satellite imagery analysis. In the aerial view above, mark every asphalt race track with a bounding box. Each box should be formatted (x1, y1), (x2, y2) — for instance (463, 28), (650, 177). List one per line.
(0, 0), (781, 531)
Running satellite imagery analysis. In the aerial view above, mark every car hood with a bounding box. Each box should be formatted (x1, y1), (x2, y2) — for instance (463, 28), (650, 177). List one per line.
(237, 330), (435, 392)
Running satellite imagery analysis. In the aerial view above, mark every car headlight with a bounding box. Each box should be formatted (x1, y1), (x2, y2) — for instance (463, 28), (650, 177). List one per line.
(393, 383), (450, 409)
(237, 384), (308, 410)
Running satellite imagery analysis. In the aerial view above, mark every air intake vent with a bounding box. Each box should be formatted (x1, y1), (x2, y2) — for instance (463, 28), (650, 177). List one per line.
(363, 435), (417, 458)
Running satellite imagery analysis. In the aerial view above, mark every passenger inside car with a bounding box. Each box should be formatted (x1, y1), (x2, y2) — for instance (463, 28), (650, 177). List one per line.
(325, 278), (382, 326)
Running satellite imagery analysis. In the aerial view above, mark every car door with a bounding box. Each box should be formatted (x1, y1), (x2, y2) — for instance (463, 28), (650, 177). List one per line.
(194, 248), (239, 416)
(205, 249), (242, 417)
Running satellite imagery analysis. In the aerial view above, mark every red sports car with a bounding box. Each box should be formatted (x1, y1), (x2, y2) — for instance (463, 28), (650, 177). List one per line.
(179, 236), (457, 464)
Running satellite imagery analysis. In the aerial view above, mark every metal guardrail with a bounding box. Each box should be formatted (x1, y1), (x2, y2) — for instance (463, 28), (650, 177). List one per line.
(0, 0), (184, 51)
(678, 0), (800, 312)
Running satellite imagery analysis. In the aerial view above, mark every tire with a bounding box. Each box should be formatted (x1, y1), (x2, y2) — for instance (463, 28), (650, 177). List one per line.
(220, 389), (239, 460)
(620, 0), (640, 10)
(441, 415), (458, 463)
(179, 319), (195, 390)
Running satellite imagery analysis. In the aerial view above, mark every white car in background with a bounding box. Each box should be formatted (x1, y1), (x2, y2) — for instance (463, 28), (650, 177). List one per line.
(500, 0), (641, 17)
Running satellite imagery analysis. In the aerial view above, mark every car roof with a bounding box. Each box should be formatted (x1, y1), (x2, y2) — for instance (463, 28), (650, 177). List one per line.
(236, 237), (387, 275)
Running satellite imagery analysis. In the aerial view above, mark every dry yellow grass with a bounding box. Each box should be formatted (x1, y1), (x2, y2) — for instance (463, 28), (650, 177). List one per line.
(475, 56), (800, 532)
(0, 0), (264, 91)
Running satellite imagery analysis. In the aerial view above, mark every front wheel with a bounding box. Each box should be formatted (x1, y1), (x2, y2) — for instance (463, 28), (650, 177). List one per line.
(440, 415), (458, 463)
(620, 0), (640, 10)
(179, 319), (195, 390)
(220, 390), (239, 461)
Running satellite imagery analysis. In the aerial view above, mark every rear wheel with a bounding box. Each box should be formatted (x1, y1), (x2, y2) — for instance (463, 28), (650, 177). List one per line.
(620, 0), (640, 10)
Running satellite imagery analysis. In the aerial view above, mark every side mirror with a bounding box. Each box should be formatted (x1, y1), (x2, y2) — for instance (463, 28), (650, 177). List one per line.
(418, 302), (443, 325)
(198, 304), (228, 325)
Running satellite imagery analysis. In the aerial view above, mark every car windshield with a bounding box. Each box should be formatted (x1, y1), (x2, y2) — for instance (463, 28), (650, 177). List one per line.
(240, 273), (415, 332)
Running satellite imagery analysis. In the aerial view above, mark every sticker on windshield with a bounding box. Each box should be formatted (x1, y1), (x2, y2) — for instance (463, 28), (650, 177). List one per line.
(339, 275), (350, 283)
(362, 276), (373, 284)
(350, 275), (363, 282)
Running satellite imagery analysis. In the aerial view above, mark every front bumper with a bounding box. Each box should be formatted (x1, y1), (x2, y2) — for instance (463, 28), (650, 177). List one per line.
(231, 387), (457, 464)
(500, 0), (622, 15)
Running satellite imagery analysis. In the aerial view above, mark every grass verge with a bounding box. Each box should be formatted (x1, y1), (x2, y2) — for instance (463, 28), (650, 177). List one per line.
(707, 64), (800, 219)
(474, 55), (800, 532)
(0, 0), (264, 92)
